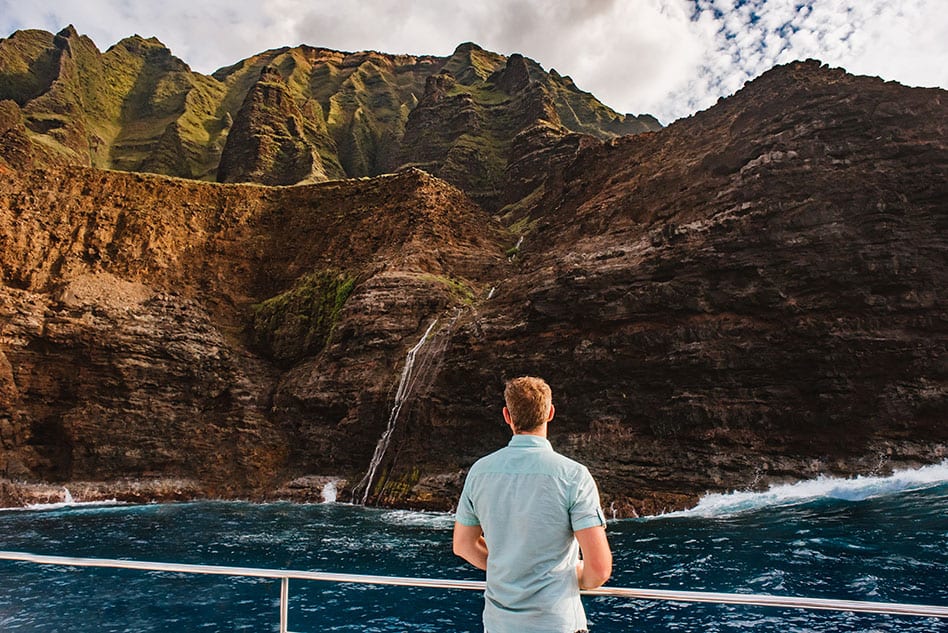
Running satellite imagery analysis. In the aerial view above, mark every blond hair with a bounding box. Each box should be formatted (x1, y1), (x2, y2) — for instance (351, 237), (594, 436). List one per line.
(504, 376), (553, 432)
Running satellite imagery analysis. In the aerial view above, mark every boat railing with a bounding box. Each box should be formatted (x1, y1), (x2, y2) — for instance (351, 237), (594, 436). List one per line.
(1, 550), (947, 632)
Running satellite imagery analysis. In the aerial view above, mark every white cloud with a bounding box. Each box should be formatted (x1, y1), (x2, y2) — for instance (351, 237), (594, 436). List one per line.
(660, 0), (948, 122)
(0, 0), (945, 124)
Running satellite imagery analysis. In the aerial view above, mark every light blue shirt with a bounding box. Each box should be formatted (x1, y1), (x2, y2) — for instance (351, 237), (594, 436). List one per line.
(456, 435), (607, 633)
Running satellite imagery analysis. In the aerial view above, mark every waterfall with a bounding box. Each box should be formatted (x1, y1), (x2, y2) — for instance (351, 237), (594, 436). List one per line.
(507, 235), (524, 260)
(63, 488), (74, 505)
(357, 319), (440, 504)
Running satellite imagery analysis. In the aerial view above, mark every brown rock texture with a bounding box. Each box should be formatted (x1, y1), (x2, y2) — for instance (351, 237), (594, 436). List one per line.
(0, 165), (507, 507)
(0, 59), (945, 515)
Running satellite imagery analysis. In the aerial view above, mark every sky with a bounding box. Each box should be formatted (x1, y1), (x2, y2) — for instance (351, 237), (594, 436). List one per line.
(1, 0), (945, 124)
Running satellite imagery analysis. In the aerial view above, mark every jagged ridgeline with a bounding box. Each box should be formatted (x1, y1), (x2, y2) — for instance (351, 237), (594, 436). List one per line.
(0, 26), (659, 208)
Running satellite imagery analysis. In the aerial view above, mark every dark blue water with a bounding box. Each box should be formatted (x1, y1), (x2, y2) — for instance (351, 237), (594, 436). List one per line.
(1, 464), (947, 632)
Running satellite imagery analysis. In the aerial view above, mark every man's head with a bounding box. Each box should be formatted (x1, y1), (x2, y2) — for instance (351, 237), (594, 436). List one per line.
(503, 376), (554, 434)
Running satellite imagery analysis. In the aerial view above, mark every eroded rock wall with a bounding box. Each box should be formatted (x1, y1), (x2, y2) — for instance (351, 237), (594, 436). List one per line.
(414, 61), (948, 514)
(0, 165), (507, 506)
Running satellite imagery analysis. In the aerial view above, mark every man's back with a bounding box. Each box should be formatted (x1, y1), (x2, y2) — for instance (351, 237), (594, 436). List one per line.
(456, 434), (606, 633)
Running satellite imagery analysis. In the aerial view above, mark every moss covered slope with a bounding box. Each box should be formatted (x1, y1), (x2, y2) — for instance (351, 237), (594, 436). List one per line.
(0, 28), (660, 205)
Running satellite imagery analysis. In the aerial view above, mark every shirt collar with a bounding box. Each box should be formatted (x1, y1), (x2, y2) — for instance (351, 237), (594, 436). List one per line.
(508, 434), (553, 450)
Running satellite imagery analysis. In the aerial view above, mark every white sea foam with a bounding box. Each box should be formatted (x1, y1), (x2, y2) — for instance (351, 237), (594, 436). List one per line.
(321, 479), (339, 504)
(14, 487), (125, 512)
(21, 499), (124, 512)
(656, 460), (948, 519)
(379, 509), (454, 529)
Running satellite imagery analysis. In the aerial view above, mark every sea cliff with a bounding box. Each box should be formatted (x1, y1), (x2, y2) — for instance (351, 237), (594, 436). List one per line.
(1, 42), (945, 514)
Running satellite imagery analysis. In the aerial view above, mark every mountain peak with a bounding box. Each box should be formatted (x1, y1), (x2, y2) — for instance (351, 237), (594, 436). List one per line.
(56, 25), (79, 39)
(452, 41), (484, 54)
(443, 41), (505, 83)
(109, 34), (190, 71)
(492, 53), (531, 94)
(118, 33), (168, 47)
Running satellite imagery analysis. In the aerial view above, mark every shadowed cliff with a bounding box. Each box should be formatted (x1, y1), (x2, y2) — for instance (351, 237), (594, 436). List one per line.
(428, 60), (948, 513)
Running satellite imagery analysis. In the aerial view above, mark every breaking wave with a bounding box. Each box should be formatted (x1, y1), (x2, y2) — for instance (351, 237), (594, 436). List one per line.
(379, 509), (454, 529)
(11, 489), (124, 513)
(20, 499), (125, 512)
(657, 460), (948, 519)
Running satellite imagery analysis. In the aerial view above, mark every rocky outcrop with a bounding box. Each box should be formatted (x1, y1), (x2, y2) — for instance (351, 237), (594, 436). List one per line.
(218, 66), (320, 185)
(395, 43), (658, 208)
(0, 59), (945, 515)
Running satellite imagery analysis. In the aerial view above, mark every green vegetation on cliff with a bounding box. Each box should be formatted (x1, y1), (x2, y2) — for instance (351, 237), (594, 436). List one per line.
(0, 28), (661, 204)
(0, 27), (228, 176)
(250, 270), (356, 364)
(420, 274), (477, 305)
(0, 29), (58, 104)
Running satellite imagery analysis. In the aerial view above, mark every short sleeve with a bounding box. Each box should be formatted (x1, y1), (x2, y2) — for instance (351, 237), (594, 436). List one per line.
(569, 467), (606, 531)
(455, 472), (480, 527)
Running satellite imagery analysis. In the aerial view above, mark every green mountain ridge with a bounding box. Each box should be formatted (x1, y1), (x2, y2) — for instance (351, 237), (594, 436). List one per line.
(0, 26), (660, 208)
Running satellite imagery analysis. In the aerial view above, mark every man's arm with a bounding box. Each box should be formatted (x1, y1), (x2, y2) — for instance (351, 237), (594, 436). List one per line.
(574, 525), (612, 589)
(453, 522), (489, 571)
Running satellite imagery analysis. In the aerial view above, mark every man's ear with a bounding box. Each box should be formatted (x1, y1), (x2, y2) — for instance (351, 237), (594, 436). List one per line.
(547, 403), (555, 422)
(503, 406), (513, 427)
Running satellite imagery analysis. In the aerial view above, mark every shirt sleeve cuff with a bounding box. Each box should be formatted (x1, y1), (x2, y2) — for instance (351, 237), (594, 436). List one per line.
(572, 507), (606, 531)
(455, 514), (481, 527)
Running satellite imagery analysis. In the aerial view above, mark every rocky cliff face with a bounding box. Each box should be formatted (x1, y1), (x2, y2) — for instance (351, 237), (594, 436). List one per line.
(393, 45), (657, 209)
(216, 65), (321, 185)
(419, 60), (948, 514)
(0, 164), (507, 506)
(0, 56), (945, 515)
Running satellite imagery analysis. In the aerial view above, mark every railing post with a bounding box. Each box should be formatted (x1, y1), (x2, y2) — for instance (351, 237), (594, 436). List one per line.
(280, 577), (289, 633)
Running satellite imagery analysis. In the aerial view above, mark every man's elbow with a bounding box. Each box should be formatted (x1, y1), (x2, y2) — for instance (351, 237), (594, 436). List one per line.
(579, 552), (612, 589)
(453, 522), (489, 569)
(585, 559), (612, 588)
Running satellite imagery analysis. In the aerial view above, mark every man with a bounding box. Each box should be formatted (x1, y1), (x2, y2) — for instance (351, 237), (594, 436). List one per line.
(453, 376), (612, 633)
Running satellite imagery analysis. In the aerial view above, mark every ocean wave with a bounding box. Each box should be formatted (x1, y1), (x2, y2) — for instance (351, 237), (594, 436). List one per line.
(654, 460), (948, 519)
(20, 499), (126, 512)
(378, 509), (454, 529)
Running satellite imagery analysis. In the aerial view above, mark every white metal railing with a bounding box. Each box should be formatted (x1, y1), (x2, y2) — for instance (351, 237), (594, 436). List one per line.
(1, 550), (947, 632)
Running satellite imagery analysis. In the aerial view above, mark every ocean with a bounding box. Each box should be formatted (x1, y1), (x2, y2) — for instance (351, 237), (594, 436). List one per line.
(1, 462), (946, 632)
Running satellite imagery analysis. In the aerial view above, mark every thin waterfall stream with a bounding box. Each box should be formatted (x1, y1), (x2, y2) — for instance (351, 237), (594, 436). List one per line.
(356, 318), (441, 504)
